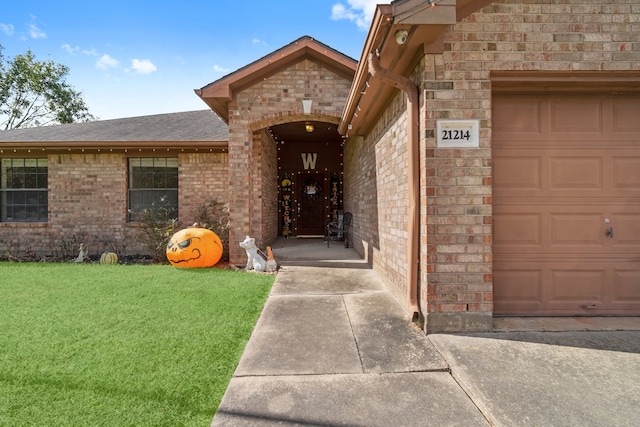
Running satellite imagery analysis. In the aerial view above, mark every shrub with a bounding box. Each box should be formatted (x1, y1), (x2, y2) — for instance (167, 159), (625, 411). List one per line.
(48, 231), (90, 262)
(194, 199), (230, 261)
(135, 208), (181, 263)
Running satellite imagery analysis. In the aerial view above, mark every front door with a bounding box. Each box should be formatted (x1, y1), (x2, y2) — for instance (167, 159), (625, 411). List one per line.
(274, 121), (344, 238)
(297, 173), (326, 235)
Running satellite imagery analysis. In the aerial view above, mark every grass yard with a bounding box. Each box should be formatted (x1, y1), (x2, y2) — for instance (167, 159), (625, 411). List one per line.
(0, 263), (274, 426)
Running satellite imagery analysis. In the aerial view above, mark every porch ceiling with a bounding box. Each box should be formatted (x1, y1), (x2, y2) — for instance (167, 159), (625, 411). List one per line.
(269, 121), (342, 146)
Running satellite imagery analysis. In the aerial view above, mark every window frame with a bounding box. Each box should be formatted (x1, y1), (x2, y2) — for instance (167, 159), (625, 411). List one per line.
(127, 157), (179, 222)
(0, 157), (49, 223)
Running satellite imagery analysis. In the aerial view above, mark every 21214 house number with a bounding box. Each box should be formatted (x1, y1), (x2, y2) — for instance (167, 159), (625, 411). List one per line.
(436, 120), (480, 148)
(441, 129), (471, 141)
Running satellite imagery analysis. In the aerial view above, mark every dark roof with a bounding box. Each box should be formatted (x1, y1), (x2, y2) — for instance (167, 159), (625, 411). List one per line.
(0, 110), (228, 142)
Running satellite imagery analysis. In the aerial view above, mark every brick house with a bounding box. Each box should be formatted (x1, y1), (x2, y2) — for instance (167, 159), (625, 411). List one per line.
(1, 0), (639, 333)
(0, 111), (229, 257)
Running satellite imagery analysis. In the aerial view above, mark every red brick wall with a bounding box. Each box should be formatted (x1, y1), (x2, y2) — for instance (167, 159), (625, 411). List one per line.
(227, 58), (353, 264)
(0, 152), (229, 260)
(48, 153), (131, 255)
(421, 0), (640, 332)
(256, 130), (279, 246)
(346, 0), (640, 333)
(344, 90), (410, 305)
(179, 152), (230, 224)
(227, 111), (254, 264)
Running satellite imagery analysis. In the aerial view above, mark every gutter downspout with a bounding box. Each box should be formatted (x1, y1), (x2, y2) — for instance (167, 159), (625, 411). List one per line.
(368, 52), (421, 323)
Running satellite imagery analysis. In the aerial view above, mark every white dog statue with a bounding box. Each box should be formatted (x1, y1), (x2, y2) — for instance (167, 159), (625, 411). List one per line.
(74, 243), (87, 263)
(239, 236), (267, 272)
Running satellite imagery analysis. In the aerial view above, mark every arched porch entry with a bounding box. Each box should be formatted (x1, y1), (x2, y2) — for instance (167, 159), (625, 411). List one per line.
(195, 37), (357, 263)
(265, 117), (344, 238)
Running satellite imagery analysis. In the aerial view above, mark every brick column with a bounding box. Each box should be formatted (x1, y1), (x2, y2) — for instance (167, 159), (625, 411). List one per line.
(227, 119), (253, 265)
(420, 53), (493, 333)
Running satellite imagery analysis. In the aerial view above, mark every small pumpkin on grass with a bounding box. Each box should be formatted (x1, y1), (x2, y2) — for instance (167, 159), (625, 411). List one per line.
(100, 252), (118, 264)
(166, 227), (223, 268)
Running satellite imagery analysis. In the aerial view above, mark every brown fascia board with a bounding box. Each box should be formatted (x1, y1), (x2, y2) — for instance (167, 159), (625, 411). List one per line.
(339, 5), (393, 136)
(393, 0), (456, 24)
(339, 0), (464, 137)
(198, 98), (229, 124)
(457, 0), (496, 21)
(195, 36), (357, 122)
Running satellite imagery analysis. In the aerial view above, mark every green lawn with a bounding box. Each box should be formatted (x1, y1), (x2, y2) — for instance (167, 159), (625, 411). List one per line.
(0, 263), (273, 426)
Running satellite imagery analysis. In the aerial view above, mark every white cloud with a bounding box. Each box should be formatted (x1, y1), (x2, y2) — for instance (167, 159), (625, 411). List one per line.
(213, 64), (230, 73)
(130, 58), (157, 74)
(82, 48), (99, 56)
(29, 23), (46, 39)
(0, 23), (14, 36)
(97, 54), (119, 69)
(62, 44), (101, 58)
(61, 44), (79, 54)
(252, 38), (267, 46)
(331, 0), (379, 31)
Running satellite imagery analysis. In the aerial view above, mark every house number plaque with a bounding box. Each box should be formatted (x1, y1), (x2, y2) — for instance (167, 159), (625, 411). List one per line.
(436, 120), (480, 148)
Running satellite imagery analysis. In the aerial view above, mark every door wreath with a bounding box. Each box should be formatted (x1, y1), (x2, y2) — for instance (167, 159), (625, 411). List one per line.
(302, 179), (322, 200)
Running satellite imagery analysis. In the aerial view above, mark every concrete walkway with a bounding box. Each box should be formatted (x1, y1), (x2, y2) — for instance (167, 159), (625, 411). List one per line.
(212, 239), (640, 426)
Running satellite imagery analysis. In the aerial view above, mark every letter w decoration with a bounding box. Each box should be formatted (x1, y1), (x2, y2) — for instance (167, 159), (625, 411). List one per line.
(301, 153), (318, 170)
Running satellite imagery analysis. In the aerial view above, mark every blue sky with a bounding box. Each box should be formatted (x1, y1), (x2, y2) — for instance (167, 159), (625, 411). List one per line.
(0, 0), (380, 120)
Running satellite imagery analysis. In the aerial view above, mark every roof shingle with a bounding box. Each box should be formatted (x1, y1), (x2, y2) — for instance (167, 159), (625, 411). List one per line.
(0, 110), (228, 143)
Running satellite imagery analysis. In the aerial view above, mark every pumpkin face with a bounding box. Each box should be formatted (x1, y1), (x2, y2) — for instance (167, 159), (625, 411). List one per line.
(166, 228), (223, 268)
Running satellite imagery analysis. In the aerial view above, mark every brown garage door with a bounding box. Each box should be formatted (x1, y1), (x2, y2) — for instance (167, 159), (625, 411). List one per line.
(493, 93), (640, 315)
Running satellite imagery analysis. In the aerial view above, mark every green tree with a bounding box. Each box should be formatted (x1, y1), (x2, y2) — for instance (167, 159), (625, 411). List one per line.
(0, 45), (95, 130)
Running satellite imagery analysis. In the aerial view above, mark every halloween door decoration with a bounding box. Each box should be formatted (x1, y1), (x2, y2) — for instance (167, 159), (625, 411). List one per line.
(166, 227), (223, 268)
(280, 174), (292, 237)
(302, 178), (322, 200)
(329, 172), (341, 221)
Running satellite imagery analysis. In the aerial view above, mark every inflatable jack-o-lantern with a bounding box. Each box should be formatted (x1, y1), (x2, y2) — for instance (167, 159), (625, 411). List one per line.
(166, 228), (223, 268)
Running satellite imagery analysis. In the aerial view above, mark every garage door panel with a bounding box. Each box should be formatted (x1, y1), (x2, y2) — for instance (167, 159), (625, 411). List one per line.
(493, 92), (640, 316)
(549, 98), (603, 133)
(612, 156), (640, 189)
(612, 268), (640, 303)
(549, 269), (605, 304)
(611, 213), (640, 249)
(550, 213), (605, 249)
(611, 97), (640, 133)
(493, 155), (541, 191)
(494, 150), (614, 196)
(495, 261), (640, 315)
(493, 267), (543, 314)
(492, 97), (542, 134)
(549, 156), (603, 190)
(493, 212), (542, 249)
(495, 208), (608, 254)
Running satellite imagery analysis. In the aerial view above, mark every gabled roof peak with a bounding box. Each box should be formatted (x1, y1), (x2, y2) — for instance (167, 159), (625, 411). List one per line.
(195, 36), (357, 122)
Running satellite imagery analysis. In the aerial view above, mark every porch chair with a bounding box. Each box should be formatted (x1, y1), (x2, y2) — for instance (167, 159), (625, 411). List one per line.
(325, 211), (352, 248)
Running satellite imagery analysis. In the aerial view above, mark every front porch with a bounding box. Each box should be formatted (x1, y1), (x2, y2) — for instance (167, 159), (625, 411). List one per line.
(269, 237), (368, 269)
